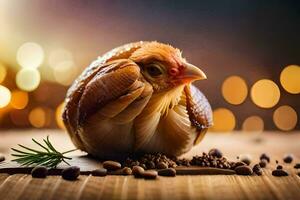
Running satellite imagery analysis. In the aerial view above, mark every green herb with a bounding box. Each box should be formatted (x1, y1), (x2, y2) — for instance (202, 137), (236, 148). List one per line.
(11, 136), (77, 168)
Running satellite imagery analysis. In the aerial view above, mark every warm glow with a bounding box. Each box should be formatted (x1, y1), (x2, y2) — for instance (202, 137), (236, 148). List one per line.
(250, 79), (280, 108)
(29, 107), (46, 128)
(280, 65), (300, 94)
(48, 49), (73, 69)
(273, 105), (297, 131)
(16, 68), (41, 91)
(222, 75), (248, 105)
(10, 90), (28, 109)
(211, 108), (236, 132)
(56, 102), (65, 129)
(53, 60), (77, 86)
(0, 63), (7, 84)
(17, 42), (44, 68)
(10, 109), (30, 126)
(242, 116), (264, 132)
(44, 107), (53, 127)
(0, 85), (11, 108)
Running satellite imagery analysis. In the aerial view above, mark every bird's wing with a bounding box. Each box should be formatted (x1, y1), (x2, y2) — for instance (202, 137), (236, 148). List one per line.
(184, 84), (213, 144)
(65, 41), (147, 102)
(63, 58), (153, 150)
(78, 59), (144, 124)
(62, 42), (149, 149)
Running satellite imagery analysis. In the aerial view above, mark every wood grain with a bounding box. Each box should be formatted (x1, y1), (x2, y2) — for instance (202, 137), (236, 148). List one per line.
(0, 130), (300, 200)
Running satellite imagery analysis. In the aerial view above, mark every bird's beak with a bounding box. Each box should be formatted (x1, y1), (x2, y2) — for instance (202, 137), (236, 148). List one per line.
(179, 63), (207, 83)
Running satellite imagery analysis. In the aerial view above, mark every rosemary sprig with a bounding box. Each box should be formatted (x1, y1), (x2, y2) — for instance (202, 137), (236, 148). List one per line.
(11, 136), (77, 168)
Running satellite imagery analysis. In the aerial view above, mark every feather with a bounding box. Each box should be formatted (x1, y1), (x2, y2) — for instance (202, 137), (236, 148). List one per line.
(63, 41), (213, 158)
(134, 85), (189, 153)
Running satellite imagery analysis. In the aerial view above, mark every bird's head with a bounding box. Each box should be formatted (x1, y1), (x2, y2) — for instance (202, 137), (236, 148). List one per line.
(130, 41), (207, 92)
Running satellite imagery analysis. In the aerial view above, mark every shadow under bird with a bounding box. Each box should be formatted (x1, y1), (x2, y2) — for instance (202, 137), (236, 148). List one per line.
(62, 41), (213, 159)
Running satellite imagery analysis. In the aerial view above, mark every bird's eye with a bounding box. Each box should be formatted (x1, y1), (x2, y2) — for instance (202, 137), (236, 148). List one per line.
(146, 64), (163, 77)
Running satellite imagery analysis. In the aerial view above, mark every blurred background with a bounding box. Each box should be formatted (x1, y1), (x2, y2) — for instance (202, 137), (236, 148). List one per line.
(0, 0), (299, 132)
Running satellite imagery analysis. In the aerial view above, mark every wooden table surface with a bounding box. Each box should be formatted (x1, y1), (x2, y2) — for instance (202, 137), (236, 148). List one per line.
(0, 130), (300, 200)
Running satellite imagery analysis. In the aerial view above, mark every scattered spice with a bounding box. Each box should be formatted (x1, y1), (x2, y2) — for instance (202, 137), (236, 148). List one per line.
(143, 170), (158, 179)
(174, 158), (190, 167)
(132, 166), (144, 178)
(293, 163), (300, 169)
(31, 166), (48, 178)
(62, 166), (80, 180)
(190, 152), (232, 169)
(239, 154), (251, 165)
(259, 159), (267, 168)
(121, 167), (132, 175)
(253, 164), (262, 176)
(208, 148), (223, 158)
(147, 161), (156, 169)
(103, 161), (122, 170)
(235, 165), (253, 176)
(91, 168), (107, 177)
(260, 153), (270, 163)
(232, 161), (247, 169)
(272, 169), (288, 177)
(276, 165), (283, 170)
(158, 168), (176, 177)
(156, 162), (168, 169)
(123, 153), (177, 169)
(100, 151), (300, 178)
(13, 149), (299, 178)
(283, 154), (293, 163)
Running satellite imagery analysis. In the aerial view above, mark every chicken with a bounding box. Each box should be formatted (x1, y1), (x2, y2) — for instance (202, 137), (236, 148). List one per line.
(62, 41), (213, 159)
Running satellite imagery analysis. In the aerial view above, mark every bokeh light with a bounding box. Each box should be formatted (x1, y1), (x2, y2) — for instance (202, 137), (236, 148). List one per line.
(280, 65), (300, 94)
(48, 49), (73, 69)
(53, 60), (77, 86)
(29, 107), (46, 128)
(56, 102), (65, 129)
(211, 108), (236, 132)
(0, 2), (298, 132)
(10, 90), (28, 109)
(17, 42), (44, 68)
(0, 85), (11, 108)
(273, 105), (298, 131)
(222, 75), (248, 105)
(16, 68), (41, 91)
(0, 63), (7, 84)
(44, 107), (53, 127)
(250, 79), (280, 108)
(242, 116), (264, 132)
